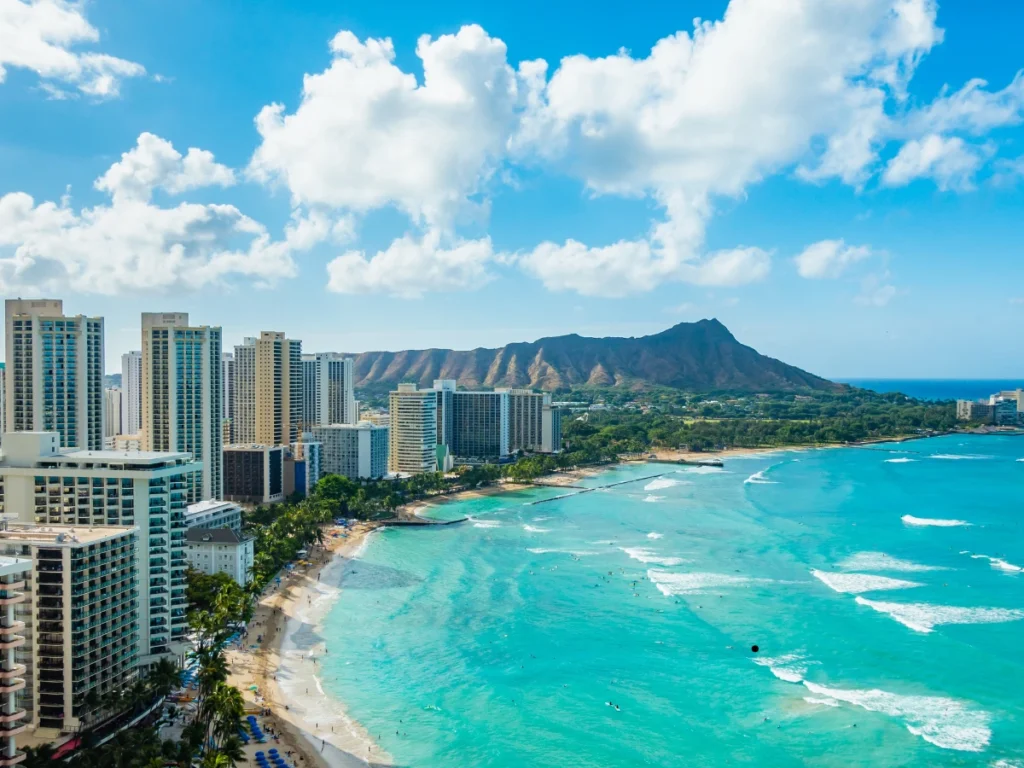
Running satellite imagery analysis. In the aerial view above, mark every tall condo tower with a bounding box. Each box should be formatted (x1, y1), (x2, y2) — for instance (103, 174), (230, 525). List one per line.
(232, 332), (302, 446)
(301, 352), (356, 429)
(121, 350), (143, 435)
(140, 313), (223, 501)
(4, 299), (104, 449)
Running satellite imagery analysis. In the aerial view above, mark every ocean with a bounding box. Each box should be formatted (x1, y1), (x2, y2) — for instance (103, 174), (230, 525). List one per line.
(841, 379), (1022, 401)
(316, 434), (1024, 767)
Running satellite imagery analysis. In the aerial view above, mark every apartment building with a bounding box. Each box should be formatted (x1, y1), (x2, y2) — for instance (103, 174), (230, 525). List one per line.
(140, 313), (223, 503)
(184, 499), (243, 534)
(542, 404), (563, 454)
(497, 388), (547, 453)
(222, 353), (235, 437)
(120, 351), (142, 437)
(104, 388), (122, 442)
(301, 353), (356, 429)
(0, 520), (138, 734)
(4, 299), (104, 450)
(232, 333), (303, 446)
(387, 385), (437, 474)
(312, 423), (388, 480)
(0, 432), (199, 666)
(223, 445), (285, 505)
(433, 380), (455, 448)
(449, 390), (510, 462)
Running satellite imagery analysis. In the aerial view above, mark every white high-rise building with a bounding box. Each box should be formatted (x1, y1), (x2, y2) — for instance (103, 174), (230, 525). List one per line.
(222, 352), (235, 440)
(141, 313), (223, 502)
(301, 353), (357, 429)
(104, 387), (123, 440)
(0, 431), (199, 666)
(0, 364), (5, 448)
(232, 332), (302, 446)
(388, 384), (437, 474)
(312, 423), (388, 479)
(121, 350), (142, 437)
(4, 299), (104, 450)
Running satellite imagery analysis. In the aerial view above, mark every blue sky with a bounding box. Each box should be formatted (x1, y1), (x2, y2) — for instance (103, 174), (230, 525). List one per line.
(1, 0), (1023, 379)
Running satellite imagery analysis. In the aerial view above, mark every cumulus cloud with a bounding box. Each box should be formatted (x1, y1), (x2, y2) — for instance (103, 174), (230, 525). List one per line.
(509, 0), (943, 295)
(0, 0), (145, 98)
(856, 273), (899, 307)
(795, 240), (873, 279)
(326, 230), (496, 298)
(249, 25), (519, 230)
(882, 134), (990, 190)
(0, 134), (314, 295)
(95, 132), (236, 203)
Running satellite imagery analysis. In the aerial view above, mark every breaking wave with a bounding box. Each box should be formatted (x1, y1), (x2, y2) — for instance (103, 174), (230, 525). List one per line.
(802, 681), (991, 752)
(811, 570), (922, 594)
(884, 457), (917, 463)
(642, 495), (664, 503)
(744, 470), (778, 485)
(902, 515), (971, 527)
(753, 652), (808, 683)
(647, 570), (760, 596)
(646, 532), (664, 539)
(838, 552), (948, 572)
(855, 597), (1024, 633)
(620, 547), (686, 567)
(522, 524), (550, 533)
(967, 553), (1023, 574)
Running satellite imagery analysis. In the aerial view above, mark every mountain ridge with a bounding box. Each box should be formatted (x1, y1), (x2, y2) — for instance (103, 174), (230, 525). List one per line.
(344, 319), (840, 393)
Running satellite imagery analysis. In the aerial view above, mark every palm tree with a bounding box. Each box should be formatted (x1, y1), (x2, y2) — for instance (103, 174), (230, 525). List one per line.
(22, 745), (56, 768)
(148, 657), (181, 698)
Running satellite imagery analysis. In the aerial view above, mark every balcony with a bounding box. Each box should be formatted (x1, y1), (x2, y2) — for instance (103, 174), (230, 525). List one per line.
(0, 667), (25, 681)
(0, 709), (26, 725)
(0, 592), (24, 607)
(0, 722), (26, 738)
(0, 637), (24, 651)
(0, 680), (25, 695)
(0, 623), (23, 637)
(0, 751), (26, 766)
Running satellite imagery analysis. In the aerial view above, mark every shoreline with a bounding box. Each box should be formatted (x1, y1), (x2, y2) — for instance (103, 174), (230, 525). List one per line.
(226, 521), (390, 768)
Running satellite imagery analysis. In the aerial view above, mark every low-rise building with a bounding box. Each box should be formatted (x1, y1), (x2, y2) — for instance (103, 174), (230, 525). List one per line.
(185, 528), (254, 585)
(185, 499), (243, 534)
(0, 520), (138, 734)
(223, 445), (285, 505)
(312, 423), (388, 480)
(956, 400), (995, 423)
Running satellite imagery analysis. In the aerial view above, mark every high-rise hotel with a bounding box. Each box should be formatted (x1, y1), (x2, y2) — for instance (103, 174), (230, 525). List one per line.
(388, 384), (437, 474)
(4, 300), (104, 450)
(0, 431), (199, 667)
(301, 353), (356, 429)
(140, 313), (223, 502)
(232, 332), (302, 446)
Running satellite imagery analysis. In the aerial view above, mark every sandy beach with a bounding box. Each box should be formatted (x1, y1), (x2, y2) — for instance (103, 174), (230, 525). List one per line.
(225, 521), (390, 768)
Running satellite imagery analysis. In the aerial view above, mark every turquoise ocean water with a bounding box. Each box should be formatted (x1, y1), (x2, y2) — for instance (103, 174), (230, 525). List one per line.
(319, 435), (1024, 767)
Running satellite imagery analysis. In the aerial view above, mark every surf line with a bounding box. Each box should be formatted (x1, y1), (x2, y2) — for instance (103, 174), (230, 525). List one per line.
(529, 473), (674, 505)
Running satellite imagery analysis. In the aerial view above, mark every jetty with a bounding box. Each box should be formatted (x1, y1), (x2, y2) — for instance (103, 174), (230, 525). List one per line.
(528, 472), (674, 505)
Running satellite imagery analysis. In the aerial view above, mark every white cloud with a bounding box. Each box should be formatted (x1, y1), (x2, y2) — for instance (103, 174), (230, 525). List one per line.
(795, 239), (873, 279)
(882, 134), (990, 190)
(249, 25), (519, 230)
(904, 72), (1024, 136)
(326, 230), (496, 298)
(0, 134), (312, 295)
(856, 273), (899, 307)
(0, 0), (145, 98)
(95, 132), (236, 203)
(510, 0), (943, 296)
(519, 237), (769, 297)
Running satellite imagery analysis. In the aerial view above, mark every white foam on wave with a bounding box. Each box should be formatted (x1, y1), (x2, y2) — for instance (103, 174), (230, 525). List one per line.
(527, 548), (598, 557)
(839, 552), (948, 572)
(753, 652), (808, 683)
(802, 681), (991, 752)
(992, 760), (1024, 768)
(744, 470), (778, 485)
(804, 696), (840, 707)
(855, 597), (1024, 633)
(1017, 458), (1024, 463)
(647, 569), (759, 596)
(522, 524), (550, 533)
(884, 457), (917, 463)
(646, 532), (664, 539)
(621, 547), (686, 567)
(644, 477), (679, 491)
(532, 516), (551, 522)
(902, 514), (971, 527)
(811, 570), (922, 594)
(968, 554), (1023, 574)
(677, 465), (726, 475)
(929, 453), (991, 461)
(642, 495), (664, 503)
(469, 516), (500, 529)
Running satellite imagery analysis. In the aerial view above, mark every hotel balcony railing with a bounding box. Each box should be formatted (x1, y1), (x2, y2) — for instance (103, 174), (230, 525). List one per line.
(0, 709), (26, 725)
(0, 622), (24, 636)
(0, 637), (24, 652)
(0, 750), (27, 766)
(0, 667), (26, 682)
(0, 722), (27, 738)
(0, 592), (25, 607)
(0, 680), (25, 695)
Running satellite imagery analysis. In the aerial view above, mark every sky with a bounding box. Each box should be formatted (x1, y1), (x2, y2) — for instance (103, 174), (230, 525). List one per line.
(1, 0), (1023, 380)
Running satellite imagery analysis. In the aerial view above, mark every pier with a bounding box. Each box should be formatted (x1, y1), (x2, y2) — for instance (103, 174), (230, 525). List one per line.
(527, 472), (674, 505)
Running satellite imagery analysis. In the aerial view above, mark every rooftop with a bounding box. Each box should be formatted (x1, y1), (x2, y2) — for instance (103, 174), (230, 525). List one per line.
(0, 555), (31, 577)
(186, 499), (241, 516)
(0, 521), (137, 545)
(186, 528), (251, 545)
